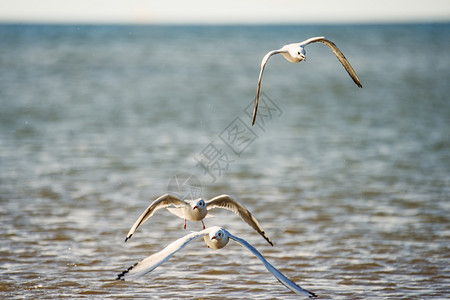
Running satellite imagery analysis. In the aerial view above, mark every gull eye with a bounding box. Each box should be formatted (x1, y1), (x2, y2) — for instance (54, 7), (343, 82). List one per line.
(298, 52), (301, 55)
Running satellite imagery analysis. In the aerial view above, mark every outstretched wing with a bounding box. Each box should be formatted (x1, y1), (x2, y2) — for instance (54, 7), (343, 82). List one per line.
(117, 228), (214, 281)
(227, 231), (317, 298)
(125, 194), (189, 242)
(302, 36), (362, 88)
(206, 195), (273, 246)
(252, 49), (285, 126)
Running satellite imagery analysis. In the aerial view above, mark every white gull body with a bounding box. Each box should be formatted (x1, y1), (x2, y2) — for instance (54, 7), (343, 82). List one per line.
(117, 226), (316, 298)
(252, 36), (363, 125)
(124, 194), (273, 246)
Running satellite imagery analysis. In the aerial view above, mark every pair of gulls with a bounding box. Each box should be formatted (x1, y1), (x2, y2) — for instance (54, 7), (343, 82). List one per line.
(117, 37), (363, 298)
(117, 194), (316, 298)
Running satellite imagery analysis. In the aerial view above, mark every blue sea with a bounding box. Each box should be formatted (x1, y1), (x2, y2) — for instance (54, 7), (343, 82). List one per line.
(0, 23), (449, 299)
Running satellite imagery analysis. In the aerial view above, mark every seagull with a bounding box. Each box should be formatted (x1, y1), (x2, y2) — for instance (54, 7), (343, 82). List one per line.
(117, 226), (317, 298)
(124, 194), (273, 246)
(252, 36), (363, 125)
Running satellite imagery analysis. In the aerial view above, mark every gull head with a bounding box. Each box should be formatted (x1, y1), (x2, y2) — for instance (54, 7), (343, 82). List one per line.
(282, 43), (306, 63)
(204, 227), (229, 249)
(193, 199), (206, 210)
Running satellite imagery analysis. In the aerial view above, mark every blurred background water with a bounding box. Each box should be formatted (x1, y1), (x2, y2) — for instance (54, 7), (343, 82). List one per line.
(0, 23), (449, 299)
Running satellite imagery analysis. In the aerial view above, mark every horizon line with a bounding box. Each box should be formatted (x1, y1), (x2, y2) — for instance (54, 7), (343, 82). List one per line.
(0, 19), (449, 27)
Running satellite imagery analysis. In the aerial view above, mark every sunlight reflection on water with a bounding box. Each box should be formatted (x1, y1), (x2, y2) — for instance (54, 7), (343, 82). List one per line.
(0, 23), (449, 299)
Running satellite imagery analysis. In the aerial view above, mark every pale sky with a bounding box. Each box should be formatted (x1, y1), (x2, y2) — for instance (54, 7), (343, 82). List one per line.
(0, 0), (449, 24)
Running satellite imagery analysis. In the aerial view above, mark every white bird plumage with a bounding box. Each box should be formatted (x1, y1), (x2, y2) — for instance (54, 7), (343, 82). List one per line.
(124, 194), (273, 246)
(252, 36), (363, 125)
(117, 226), (317, 298)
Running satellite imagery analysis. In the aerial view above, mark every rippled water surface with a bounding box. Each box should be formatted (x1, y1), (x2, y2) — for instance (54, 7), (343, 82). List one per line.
(1, 24), (449, 299)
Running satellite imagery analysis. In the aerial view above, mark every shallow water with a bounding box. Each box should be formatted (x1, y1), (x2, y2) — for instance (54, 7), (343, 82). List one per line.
(0, 23), (449, 299)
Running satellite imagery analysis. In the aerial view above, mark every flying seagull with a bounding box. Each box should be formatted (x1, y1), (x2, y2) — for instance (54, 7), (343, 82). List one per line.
(124, 194), (273, 246)
(117, 226), (316, 298)
(252, 36), (363, 125)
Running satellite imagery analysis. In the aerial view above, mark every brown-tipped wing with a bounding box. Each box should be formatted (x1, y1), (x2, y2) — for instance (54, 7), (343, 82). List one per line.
(252, 49), (285, 126)
(206, 195), (274, 246)
(125, 194), (188, 242)
(302, 36), (362, 88)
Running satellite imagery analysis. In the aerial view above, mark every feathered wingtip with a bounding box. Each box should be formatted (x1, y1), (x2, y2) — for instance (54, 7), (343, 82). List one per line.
(124, 234), (132, 243)
(116, 262), (138, 281)
(305, 288), (317, 298)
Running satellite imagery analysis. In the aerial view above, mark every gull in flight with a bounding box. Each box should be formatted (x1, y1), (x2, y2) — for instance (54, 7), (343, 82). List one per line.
(117, 226), (317, 298)
(252, 36), (363, 125)
(124, 194), (273, 246)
